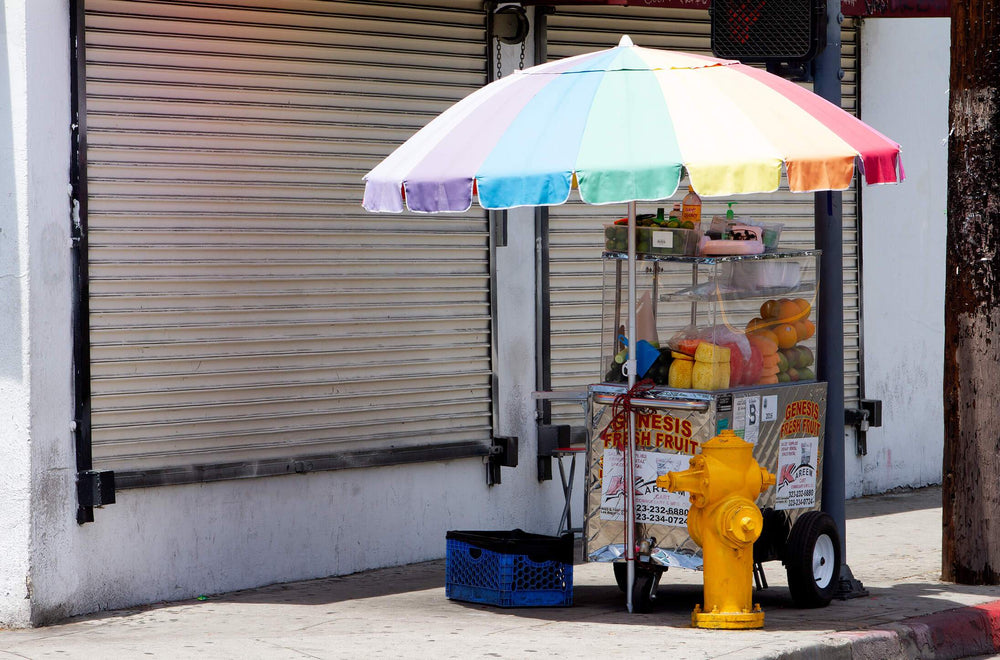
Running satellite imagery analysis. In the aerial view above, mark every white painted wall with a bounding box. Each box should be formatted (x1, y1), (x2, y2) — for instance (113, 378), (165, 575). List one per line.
(853, 18), (949, 496)
(0, 0), (36, 629)
(0, 3), (567, 626)
(0, 0), (77, 627)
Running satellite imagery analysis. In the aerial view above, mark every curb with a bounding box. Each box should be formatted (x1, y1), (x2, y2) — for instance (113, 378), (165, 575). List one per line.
(774, 600), (1000, 660)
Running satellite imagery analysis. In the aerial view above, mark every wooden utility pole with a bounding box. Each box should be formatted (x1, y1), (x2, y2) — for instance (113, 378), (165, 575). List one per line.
(943, 1), (1000, 584)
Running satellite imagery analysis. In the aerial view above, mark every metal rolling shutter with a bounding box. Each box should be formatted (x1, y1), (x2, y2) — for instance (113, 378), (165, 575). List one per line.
(83, 0), (492, 484)
(544, 6), (863, 426)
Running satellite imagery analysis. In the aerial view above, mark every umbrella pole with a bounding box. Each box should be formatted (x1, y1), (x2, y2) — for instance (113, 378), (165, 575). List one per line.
(625, 200), (637, 613)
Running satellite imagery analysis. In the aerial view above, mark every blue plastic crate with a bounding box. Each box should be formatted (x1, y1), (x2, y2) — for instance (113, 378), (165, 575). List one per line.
(445, 530), (573, 608)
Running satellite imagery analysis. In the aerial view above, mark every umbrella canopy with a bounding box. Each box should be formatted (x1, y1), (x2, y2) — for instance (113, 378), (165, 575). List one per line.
(363, 36), (903, 214)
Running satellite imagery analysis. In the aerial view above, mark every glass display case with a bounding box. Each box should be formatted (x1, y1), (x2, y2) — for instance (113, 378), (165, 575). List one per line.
(599, 250), (821, 392)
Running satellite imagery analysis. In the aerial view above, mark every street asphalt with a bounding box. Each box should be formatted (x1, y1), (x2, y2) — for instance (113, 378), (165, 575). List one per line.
(2, 485), (1000, 659)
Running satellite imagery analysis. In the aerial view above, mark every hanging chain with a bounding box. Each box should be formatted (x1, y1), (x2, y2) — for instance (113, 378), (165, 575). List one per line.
(495, 37), (526, 79)
(496, 37), (502, 80)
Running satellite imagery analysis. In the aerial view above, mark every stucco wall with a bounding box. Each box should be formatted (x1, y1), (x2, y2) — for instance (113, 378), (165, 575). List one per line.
(0, 4), (570, 625)
(0, 0), (35, 629)
(854, 18), (949, 496)
(0, 0), (77, 627)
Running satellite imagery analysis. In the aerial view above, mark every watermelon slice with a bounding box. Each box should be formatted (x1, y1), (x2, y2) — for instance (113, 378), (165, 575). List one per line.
(722, 342), (744, 388)
(676, 338), (702, 357)
(742, 342), (763, 385)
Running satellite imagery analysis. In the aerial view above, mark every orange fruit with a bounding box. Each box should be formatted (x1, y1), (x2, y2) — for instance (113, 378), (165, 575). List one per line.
(760, 299), (780, 319)
(793, 298), (811, 316)
(773, 323), (798, 349)
(746, 317), (765, 333)
(777, 299), (801, 322)
(797, 319), (815, 341)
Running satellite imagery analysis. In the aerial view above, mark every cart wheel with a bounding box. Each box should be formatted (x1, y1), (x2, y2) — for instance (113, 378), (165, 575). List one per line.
(613, 562), (667, 592)
(613, 564), (662, 613)
(784, 511), (841, 608)
(631, 571), (656, 613)
(754, 507), (790, 564)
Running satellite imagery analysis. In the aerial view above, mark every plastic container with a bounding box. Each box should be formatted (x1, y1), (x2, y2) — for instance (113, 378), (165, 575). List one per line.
(699, 236), (764, 256)
(741, 219), (783, 250)
(604, 224), (700, 255)
(726, 259), (802, 290)
(445, 530), (574, 608)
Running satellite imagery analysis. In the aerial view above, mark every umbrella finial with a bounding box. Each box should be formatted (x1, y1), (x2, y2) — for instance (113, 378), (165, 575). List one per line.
(618, 35), (634, 48)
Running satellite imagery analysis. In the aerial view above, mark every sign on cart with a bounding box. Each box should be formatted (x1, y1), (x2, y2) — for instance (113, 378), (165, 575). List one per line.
(775, 437), (818, 510)
(601, 449), (692, 526)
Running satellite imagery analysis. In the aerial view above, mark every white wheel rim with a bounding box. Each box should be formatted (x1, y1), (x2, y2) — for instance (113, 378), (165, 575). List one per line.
(813, 533), (836, 589)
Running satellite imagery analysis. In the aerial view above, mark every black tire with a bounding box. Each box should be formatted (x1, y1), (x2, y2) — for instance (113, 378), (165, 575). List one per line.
(612, 563), (663, 613)
(784, 511), (841, 608)
(631, 571), (655, 613)
(613, 562), (629, 592)
(754, 507), (791, 564)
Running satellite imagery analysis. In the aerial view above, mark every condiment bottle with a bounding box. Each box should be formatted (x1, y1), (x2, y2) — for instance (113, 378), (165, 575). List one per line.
(668, 203), (682, 226)
(681, 185), (702, 228)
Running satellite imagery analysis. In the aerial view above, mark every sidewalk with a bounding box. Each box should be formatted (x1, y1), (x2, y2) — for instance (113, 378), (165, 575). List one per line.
(3, 486), (1000, 659)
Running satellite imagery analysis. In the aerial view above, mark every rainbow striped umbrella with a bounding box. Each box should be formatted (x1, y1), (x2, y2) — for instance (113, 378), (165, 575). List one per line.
(363, 36), (903, 213)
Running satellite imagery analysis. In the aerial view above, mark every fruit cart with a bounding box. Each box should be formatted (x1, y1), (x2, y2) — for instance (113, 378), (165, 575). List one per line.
(361, 35), (904, 615)
(583, 233), (840, 612)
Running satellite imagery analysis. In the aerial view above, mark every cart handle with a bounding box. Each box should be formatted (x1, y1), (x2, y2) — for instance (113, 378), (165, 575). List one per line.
(592, 393), (710, 413)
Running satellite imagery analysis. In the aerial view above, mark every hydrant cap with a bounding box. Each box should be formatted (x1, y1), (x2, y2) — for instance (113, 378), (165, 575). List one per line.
(722, 502), (764, 545)
(703, 429), (754, 452)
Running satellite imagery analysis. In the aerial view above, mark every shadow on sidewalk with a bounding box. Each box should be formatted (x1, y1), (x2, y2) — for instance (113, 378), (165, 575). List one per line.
(846, 484), (941, 520)
(426, 577), (1000, 633)
(75, 485), (962, 633)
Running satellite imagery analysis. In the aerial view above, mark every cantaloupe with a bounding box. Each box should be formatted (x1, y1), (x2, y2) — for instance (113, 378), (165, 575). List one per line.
(668, 358), (693, 389)
(748, 333), (778, 356)
(694, 342), (730, 364)
(692, 361), (729, 390)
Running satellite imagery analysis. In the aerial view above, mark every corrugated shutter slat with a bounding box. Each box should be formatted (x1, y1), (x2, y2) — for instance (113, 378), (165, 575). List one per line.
(84, 0), (492, 478)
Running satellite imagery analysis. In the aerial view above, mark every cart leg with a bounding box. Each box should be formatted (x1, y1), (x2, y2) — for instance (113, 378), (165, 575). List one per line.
(555, 452), (577, 536)
(753, 561), (768, 591)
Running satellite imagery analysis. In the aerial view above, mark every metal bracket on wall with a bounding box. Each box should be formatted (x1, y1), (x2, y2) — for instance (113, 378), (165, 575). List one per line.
(846, 399), (882, 456)
(77, 470), (116, 510)
(487, 435), (518, 486)
(536, 423), (570, 482)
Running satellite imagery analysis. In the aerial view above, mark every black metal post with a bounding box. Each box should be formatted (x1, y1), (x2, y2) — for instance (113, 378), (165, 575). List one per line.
(69, 0), (98, 524)
(813, 0), (866, 599)
(534, 7), (551, 427)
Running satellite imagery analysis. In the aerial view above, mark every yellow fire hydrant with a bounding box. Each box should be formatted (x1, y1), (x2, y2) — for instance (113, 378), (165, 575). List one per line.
(655, 429), (776, 629)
